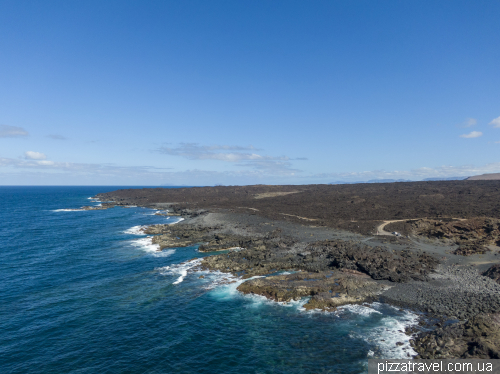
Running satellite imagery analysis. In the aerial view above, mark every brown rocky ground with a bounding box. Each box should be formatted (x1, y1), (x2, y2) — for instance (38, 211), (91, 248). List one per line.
(236, 270), (387, 311)
(95, 180), (500, 235)
(385, 217), (500, 256)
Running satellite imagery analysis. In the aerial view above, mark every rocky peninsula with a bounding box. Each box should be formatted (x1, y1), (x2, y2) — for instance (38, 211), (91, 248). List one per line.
(94, 181), (500, 359)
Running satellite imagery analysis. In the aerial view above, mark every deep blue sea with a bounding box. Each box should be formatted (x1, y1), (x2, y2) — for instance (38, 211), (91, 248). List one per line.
(0, 186), (419, 374)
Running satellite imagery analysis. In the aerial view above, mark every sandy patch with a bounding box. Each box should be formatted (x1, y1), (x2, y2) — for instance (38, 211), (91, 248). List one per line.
(254, 191), (299, 199)
(280, 213), (318, 221)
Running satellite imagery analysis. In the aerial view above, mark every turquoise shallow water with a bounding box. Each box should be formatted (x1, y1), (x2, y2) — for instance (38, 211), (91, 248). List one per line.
(0, 186), (418, 374)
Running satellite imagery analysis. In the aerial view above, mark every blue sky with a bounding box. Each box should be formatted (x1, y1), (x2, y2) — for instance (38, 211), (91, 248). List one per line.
(1, 0), (499, 185)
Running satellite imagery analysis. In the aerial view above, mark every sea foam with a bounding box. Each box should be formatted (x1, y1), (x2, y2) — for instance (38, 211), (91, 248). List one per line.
(52, 209), (86, 212)
(124, 225), (147, 235)
(130, 237), (175, 257)
(339, 302), (418, 359)
(157, 258), (203, 284)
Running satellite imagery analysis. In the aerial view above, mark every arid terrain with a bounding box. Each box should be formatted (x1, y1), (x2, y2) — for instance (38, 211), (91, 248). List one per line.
(94, 180), (500, 359)
(96, 180), (500, 235)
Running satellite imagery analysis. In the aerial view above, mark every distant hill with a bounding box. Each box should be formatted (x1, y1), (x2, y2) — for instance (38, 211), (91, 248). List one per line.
(467, 173), (500, 180)
(423, 177), (468, 181)
(329, 177), (466, 185)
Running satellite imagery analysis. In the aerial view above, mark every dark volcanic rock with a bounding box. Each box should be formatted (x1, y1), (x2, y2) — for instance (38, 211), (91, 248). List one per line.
(307, 240), (439, 282)
(237, 270), (387, 310)
(145, 224), (255, 251)
(483, 264), (500, 284)
(412, 314), (500, 359)
(201, 239), (439, 281)
(94, 181), (500, 235)
(453, 241), (491, 256)
(387, 218), (500, 256)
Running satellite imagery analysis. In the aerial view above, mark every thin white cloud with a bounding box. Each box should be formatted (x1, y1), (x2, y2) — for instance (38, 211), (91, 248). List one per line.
(307, 162), (500, 182)
(460, 131), (482, 138)
(158, 143), (261, 161)
(2, 154), (500, 186)
(0, 157), (172, 174)
(489, 116), (500, 128)
(37, 160), (55, 166)
(24, 151), (47, 160)
(158, 143), (300, 175)
(460, 118), (477, 127)
(0, 124), (29, 138)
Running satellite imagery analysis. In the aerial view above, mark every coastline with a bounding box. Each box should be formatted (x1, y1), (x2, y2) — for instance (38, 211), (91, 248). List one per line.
(91, 182), (500, 359)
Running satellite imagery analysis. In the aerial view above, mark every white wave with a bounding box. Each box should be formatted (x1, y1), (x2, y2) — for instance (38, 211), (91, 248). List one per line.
(126, 205), (137, 208)
(169, 217), (184, 225)
(130, 237), (175, 257)
(123, 225), (147, 235)
(338, 304), (383, 317)
(204, 273), (250, 300)
(242, 291), (309, 311)
(157, 258), (203, 284)
(52, 208), (85, 212)
(341, 302), (418, 359)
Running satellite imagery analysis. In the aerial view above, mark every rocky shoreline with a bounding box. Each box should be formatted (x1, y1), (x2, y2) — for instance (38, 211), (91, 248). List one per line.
(93, 184), (500, 359)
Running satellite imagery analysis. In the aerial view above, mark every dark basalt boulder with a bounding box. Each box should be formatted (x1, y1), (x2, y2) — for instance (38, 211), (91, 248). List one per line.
(483, 264), (500, 284)
(307, 240), (439, 282)
(202, 239), (439, 281)
(412, 314), (500, 359)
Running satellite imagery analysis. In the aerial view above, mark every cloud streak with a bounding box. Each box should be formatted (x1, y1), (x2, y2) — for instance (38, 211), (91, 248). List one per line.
(460, 118), (477, 127)
(158, 143), (300, 175)
(0, 124), (29, 138)
(158, 143), (261, 161)
(24, 151), (47, 160)
(307, 162), (500, 182)
(460, 131), (482, 138)
(489, 116), (500, 128)
(2, 155), (500, 185)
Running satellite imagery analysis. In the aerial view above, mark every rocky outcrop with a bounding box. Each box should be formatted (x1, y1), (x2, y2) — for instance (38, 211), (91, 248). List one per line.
(146, 224), (214, 250)
(202, 239), (439, 281)
(412, 314), (500, 359)
(237, 270), (387, 310)
(453, 240), (491, 256)
(308, 240), (439, 282)
(386, 218), (500, 256)
(144, 223), (288, 252)
(483, 264), (500, 284)
(81, 203), (116, 210)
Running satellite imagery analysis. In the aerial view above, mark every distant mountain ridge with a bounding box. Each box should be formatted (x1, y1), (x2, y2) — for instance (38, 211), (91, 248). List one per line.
(329, 177), (467, 185)
(467, 173), (500, 180)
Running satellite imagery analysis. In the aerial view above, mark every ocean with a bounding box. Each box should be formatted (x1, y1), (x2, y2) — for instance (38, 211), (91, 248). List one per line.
(0, 186), (419, 374)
